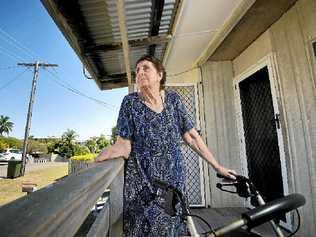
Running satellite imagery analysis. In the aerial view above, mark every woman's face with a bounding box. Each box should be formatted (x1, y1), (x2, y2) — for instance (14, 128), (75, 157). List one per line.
(135, 60), (162, 91)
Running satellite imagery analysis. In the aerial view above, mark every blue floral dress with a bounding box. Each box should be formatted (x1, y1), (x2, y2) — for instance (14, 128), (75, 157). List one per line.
(116, 90), (194, 237)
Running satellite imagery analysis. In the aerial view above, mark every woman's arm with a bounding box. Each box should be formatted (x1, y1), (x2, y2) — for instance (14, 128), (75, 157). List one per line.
(94, 136), (131, 162)
(183, 128), (236, 179)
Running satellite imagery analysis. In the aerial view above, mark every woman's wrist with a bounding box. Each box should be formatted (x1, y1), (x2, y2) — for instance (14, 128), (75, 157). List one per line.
(212, 162), (222, 172)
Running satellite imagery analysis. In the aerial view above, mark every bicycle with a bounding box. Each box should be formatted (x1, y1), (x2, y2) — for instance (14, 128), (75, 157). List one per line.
(153, 173), (305, 237)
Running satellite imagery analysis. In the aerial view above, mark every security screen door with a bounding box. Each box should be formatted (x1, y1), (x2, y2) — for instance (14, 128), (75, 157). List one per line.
(166, 84), (205, 207)
(238, 67), (284, 203)
(235, 61), (290, 226)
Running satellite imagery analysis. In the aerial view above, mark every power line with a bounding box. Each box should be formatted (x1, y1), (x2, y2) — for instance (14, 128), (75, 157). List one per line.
(43, 68), (118, 110)
(167, 66), (199, 77)
(0, 46), (28, 62)
(0, 26), (118, 111)
(0, 68), (28, 91)
(0, 27), (40, 61)
(0, 33), (34, 61)
(0, 65), (19, 70)
(0, 29), (118, 110)
(0, 26), (199, 84)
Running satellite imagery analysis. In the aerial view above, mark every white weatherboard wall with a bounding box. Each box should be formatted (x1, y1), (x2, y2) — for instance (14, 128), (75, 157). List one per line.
(269, 0), (316, 235)
(230, 0), (316, 235)
(200, 61), (242, 207)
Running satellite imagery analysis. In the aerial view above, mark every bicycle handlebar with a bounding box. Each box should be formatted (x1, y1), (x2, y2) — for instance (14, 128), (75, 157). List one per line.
(209, 193), (306, 237)
(242, 193), (305, 228)
(153, 177), (306, 237)
(216, 173), (237, 180)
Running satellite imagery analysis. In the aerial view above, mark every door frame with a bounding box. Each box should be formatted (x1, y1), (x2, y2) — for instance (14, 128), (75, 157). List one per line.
(233, 53), (291, 229)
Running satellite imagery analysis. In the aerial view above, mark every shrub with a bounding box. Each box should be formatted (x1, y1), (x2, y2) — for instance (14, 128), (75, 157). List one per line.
(0, 136), (22, 149)
(0, 140), (9, 150)
(27, 139), (48, 154)
(74, 144), (90, 156)
(71, 153), (97, 161)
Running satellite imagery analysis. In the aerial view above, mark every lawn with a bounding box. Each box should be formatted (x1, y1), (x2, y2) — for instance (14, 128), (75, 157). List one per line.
(0, 164), (68, 206)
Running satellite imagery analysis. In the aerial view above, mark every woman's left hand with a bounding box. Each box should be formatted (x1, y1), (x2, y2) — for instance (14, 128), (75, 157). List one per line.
(215, 165), (237, 180)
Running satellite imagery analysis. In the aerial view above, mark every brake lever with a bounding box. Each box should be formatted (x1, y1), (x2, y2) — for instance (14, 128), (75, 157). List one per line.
(216, 183), (237, 193)
(216, 183), (238, 194)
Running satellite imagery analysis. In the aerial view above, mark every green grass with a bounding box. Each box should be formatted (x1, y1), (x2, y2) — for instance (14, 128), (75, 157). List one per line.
(0, 164), (68, 206)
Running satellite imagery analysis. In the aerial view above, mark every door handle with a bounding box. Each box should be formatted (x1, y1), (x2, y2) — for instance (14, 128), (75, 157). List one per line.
(273, 113), (280, 129)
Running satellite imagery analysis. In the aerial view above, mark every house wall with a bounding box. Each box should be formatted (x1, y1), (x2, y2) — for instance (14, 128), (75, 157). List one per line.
(165, 3), (316, 233)
(269, 0), (316, 235)
(229, 0), (316, 235)
(200, 61), (242, 207)
(166, 65), (243, 207)
(233, 30), (273, 76)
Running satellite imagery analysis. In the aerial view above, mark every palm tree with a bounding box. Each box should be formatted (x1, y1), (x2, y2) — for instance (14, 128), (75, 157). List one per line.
(61, 129), (78, 158)
(0, 115), (14, 136)
(61, 129), (78, 145)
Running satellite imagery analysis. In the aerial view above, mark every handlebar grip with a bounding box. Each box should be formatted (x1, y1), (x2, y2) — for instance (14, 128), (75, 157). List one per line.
(216, 183), (222, 189)
(242, 193), (306, 228)
(216, 173), (235, 181)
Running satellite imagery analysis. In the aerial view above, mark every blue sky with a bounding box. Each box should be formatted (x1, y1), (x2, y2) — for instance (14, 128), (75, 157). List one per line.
(0, 1), (127, 140)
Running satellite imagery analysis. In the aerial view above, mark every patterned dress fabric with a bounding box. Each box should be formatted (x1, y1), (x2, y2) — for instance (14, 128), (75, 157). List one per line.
(116, 90), (194, 237)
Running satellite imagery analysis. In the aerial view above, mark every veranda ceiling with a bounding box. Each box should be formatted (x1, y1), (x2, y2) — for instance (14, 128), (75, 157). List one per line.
(42, 0), (297, 90)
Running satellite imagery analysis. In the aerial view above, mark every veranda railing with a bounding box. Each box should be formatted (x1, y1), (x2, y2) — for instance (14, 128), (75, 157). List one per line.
(0, 158), (124, 237)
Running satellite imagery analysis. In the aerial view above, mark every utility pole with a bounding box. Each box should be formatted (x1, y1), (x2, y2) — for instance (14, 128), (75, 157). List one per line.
(18, 62), (58, 176)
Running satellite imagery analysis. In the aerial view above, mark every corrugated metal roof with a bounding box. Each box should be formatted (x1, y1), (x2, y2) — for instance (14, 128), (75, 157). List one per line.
(42, 0), (179, 90)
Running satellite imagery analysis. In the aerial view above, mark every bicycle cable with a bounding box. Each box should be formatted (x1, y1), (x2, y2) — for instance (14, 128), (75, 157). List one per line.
(186, 214), (217, 237)
(286, 209), (301, 237)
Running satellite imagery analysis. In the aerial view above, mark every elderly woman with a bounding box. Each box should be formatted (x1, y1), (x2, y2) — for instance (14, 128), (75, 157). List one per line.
(95, 55), (235, 236)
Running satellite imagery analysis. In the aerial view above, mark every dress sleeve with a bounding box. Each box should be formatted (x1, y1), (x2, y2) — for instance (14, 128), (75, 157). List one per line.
(175, 92), (195, 135)
(116, 95), (134, 139)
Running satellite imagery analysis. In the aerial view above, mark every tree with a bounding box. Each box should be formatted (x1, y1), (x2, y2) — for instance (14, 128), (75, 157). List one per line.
(96, 134), (110, 150)
(110, 126), (118, 144)
(27, 139), (48, 154)
(0, 115), (14, 136)
(47, 129), (79, 158)
(73, 144), (90, 156)
(0, 136), (22, 149)
(59, 129), (78, 158)
(85, 135), (109, 153)
(62, 129), (78, 145)
(0, 140), (8, 150)
(86, 137), (98, 153)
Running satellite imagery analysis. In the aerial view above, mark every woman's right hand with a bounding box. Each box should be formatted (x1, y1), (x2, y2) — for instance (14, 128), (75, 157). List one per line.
(215, 165), (237, 180)
(94, 137), (131, 162)
(94, 148), (110, 162)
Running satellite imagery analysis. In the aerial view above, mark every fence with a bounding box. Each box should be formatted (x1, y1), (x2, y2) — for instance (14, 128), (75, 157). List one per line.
(68, 159), (95, 174)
